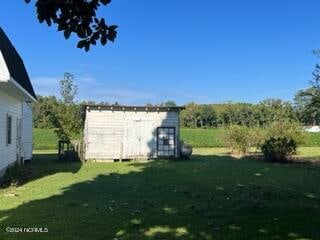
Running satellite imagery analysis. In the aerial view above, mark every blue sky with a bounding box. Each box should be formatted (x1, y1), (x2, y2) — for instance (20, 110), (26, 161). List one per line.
(1, 0), (320, 105)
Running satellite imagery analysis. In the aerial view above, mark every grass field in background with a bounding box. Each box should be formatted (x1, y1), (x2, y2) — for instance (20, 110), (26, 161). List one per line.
(181, 128), (320, 148)
(32, 128), (320, 150)
(304, 132), (320, 146)
(180, 128), (225, 147)
(33, 128), (58, 150)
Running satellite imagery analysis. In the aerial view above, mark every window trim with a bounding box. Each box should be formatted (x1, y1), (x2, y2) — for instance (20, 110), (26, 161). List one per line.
(156, 127), (176, 158)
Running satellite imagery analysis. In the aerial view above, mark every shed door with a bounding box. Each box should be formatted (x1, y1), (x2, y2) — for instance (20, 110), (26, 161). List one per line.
(125, 120), (154, 158)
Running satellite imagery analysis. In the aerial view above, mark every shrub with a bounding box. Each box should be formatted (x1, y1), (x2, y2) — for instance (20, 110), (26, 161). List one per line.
(261, 137), (297, 163)
(265, 121), (306, 146)
(250, 127), (266, 149)
(224, 125), (255, 156)
(260, 121), (305, 163)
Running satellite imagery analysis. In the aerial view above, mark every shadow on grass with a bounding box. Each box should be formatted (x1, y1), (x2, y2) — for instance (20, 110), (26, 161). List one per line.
(31, 152), (82, 181)
(0, 153), (82, 189)
(1, 154), (320, 240)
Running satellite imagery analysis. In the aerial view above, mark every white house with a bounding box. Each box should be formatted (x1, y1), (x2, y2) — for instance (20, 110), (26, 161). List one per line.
(0, 27), (37, 176)
(83, 105), (184, 161)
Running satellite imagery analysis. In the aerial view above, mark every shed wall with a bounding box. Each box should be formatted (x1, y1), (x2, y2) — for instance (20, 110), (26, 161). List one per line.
(84, 110), (180, 160)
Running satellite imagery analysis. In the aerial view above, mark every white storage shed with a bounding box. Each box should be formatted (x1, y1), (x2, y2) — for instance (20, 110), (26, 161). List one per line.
(83, 105), (184, 160)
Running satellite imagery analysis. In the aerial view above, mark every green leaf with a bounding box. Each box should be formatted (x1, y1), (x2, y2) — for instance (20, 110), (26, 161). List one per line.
(77, 40), (86, 49)
(101, 35), (107, 46)
(64, 30), (71, 39)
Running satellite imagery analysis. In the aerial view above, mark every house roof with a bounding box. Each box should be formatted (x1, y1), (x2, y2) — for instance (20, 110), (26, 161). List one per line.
(83, 105), (185, 112)
(0, 27), (36, 99)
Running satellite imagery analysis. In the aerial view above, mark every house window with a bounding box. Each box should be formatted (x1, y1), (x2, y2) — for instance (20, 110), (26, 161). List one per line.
(6, 114), (12, 145)
(157, 127), (175, 157)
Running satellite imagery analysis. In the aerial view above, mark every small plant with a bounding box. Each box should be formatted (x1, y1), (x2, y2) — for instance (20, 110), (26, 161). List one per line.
(261, 137), (297, 163)
(250, 127), (266, 149)
(224, 125), (254, 156)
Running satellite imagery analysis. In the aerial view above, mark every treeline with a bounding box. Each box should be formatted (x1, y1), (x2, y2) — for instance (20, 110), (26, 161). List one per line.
(35, 95), (314, 136)
(34, 62), (320, 140)
(180, 99), (299, 128)
(180, 63), (320, 128)
(34, 95), (320, 139)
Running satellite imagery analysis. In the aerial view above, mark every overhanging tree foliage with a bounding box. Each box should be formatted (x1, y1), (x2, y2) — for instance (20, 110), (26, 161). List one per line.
(25, 0), (117, 51)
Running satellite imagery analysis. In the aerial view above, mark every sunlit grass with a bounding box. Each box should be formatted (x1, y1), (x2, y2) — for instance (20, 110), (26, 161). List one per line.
(33, 128), (58, 150)
(1, 148), (320, 239)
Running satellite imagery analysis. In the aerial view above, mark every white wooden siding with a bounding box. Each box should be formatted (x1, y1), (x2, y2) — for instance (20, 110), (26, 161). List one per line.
(0, 90), (34, 176)
(84, 110), (180, 160)
(0, 89), (22, 175)
(21, 102), (33, 160)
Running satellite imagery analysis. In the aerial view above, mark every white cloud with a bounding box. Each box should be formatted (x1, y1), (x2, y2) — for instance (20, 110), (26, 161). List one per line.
(31, 76), (61, 96)
(32, 76), (61, 87)
(31, 75), (157, 104)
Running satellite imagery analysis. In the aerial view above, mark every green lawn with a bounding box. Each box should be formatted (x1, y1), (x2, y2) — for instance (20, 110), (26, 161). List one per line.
(1, 149), (320, 240)
(181, 128), (320, 148)
(33, 128), (58, 150)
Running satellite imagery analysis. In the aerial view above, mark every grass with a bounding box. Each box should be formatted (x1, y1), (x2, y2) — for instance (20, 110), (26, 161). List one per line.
(181, 128), (225, 147)
(33, 128), (320, 150)
(1, 149), (320, 240)
(304, 132), (320, 147)
(181, 128), (320, 148)
(33, 128), (58, 150)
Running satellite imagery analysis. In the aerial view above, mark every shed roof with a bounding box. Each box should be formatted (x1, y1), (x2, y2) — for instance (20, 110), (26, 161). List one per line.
(84, 105), (185, 112)
(0, 27), (36, 99)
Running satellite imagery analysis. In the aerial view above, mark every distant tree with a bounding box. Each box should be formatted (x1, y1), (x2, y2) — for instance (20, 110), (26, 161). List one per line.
(55, 103), (83, 140)
(98, 101), (109, 105)
(60, 73), (78, 104)
(258, 99), (296, 124)
(180, 100), (300, 129)
(146, 103), (154, 107)
(294, 89), (319, 125)
(180, 102), (200, 128)
(294, 63), (320, 125)
(113, 101), (121, 106)
(159, 101), (177, 107)
(24, 0), (117, 51)
(32, 95), (59, 128)
(80, 100), (99, 106)
(199, 105), (217, 128)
